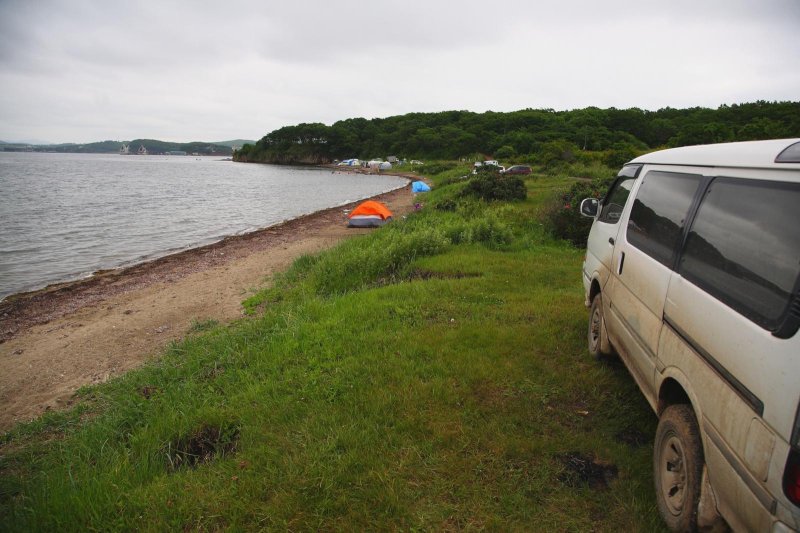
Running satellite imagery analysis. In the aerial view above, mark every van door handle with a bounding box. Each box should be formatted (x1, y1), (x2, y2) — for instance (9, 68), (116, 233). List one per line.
(609, 237), (615, 245)
(618, 251), (625, 275)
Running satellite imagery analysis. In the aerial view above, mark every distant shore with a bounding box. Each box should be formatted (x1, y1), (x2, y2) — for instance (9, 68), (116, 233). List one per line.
(0, 175), (417, 431)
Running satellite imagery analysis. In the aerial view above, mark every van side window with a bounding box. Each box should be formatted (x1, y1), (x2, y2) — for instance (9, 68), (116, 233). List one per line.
(678, 178), (800, 331)
(598, 177), (635, 223)
(627, 171), (703, 267)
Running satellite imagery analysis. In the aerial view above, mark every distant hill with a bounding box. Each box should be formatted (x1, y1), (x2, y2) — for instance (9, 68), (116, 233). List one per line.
(0, 138), (54, 146)
(212, 139), (256, 148)
(235, 101), (800, 164)
(0, 141), (36, 152)
(0, 139), (251, 155)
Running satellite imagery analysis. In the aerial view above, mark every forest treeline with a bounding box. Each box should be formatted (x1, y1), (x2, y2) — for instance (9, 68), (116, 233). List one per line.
(234, 101), (800, 165)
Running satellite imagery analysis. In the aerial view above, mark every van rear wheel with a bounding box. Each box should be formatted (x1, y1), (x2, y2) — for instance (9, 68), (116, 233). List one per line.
(588, 293), (612, 358)
(654, 404), (703, 532)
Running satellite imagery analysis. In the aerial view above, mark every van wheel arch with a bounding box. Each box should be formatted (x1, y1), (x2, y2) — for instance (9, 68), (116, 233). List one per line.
(589, 279), (601, 305)
(657, 378), (692, 416)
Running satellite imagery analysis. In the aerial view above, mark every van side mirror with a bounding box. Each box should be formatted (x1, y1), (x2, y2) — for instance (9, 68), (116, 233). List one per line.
(580, 198), (599, 218)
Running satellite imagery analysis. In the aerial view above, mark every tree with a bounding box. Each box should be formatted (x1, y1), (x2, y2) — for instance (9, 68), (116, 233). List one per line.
(603, 142), (640, 169)
(494, 145), (516, 160)
(538, 140), (579, 168)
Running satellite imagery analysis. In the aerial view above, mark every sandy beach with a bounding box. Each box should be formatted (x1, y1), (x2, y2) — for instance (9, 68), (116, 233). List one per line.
(0, 180), (416, 432)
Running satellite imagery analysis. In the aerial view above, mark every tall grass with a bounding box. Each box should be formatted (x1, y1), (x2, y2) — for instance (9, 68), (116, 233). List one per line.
(244, 194), (515, 308)
(539, 160), (616, 182)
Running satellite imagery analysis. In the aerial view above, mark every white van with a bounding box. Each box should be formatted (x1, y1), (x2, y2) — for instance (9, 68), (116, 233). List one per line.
(580, 139), (800, 532)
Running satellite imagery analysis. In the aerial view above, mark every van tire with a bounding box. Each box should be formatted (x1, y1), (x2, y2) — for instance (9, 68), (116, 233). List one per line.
(654, 404), (703, 532)
(588, 293), (612, 358)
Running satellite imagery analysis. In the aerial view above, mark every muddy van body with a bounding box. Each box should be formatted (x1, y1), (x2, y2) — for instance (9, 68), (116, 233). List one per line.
(580, 139), (800, 532)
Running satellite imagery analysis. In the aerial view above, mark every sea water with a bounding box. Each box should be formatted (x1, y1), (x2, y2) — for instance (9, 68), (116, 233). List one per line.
(0, 152), (406, 300)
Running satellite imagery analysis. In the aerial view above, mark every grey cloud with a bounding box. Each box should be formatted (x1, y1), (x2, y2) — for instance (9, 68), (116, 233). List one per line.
(0, 0), (798, 143)
(252, 2), (501, 64)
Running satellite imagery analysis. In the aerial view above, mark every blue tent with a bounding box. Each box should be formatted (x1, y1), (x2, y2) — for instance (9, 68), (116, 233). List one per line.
(412, 181), (431, 193)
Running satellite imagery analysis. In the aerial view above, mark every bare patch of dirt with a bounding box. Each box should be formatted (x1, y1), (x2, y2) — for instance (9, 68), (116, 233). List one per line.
(139, 386), (160, 400)
(164, 423), (240, 471)
(557, 452), (618, 489)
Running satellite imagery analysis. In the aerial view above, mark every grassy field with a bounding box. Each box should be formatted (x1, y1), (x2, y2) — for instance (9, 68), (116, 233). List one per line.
(0, 167), (666, 531)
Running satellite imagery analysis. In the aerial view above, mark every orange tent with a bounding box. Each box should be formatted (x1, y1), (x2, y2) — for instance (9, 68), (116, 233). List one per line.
(348, 200), (393, 227)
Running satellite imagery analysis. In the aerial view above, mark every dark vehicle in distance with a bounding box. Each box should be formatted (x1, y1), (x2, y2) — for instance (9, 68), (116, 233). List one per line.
(502, 165), (531, 175)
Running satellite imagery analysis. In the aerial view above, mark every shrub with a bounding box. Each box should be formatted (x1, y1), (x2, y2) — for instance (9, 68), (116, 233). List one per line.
(537, 140), (579, 169)
(493, 145), (516, 160)
(543, 176), (613, 247)
(603, 143), (640, 169)
(433, 197), (458, 211)
(462, 170), (527, 202)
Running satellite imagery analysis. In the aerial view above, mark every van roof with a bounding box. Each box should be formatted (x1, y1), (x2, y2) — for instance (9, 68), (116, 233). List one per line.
(630, 139), (800, 170)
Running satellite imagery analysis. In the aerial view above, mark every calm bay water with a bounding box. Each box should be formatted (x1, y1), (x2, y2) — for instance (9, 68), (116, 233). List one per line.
(0, 152), (407, 300)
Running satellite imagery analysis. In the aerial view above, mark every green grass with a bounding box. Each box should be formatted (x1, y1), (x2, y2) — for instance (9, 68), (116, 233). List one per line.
(0, 173), (665, 531)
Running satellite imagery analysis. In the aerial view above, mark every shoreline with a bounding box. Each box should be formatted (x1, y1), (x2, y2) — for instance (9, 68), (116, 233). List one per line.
(0, 176), (410, 342)
(0, 165), (407, 307)
(0, 176), (418, 431)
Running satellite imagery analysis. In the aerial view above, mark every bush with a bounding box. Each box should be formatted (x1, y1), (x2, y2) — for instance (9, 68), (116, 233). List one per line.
(493, 145), (516, 160)
(543, 177), (613, 247)
(603, 143), (640, 169)
(537, 140), (579, 169)
(462, 171), (527, 202)
(432, 197), (458, 211)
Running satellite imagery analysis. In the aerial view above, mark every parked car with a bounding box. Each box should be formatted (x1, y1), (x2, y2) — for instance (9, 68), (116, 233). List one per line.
(502, 165), (532, 175)
(472, 161), (505, 174)
(579, 139), (800, 532)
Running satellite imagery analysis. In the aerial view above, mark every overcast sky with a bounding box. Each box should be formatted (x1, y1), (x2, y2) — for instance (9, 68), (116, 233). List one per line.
(1, 0), (798, 144)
